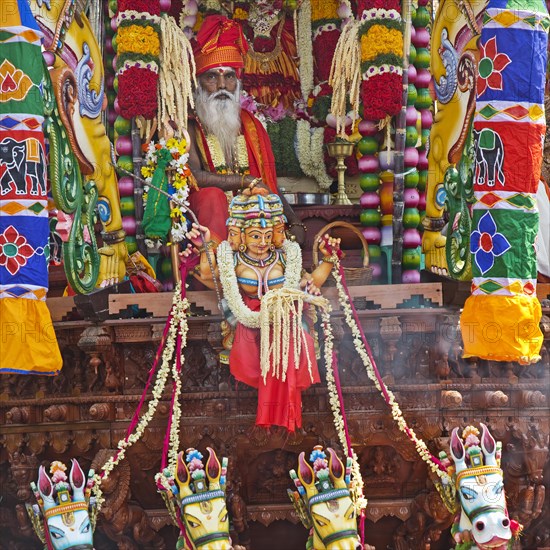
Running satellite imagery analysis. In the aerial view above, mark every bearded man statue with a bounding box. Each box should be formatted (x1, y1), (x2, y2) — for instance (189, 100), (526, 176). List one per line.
(187, 15), (305, 246)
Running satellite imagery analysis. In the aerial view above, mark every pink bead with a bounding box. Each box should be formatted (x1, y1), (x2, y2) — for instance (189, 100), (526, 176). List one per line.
(361, 226), (381, 245)
(112, 55), (118, 72)
(115, 135), (133, 156)
(403, 228), (422, 248)
(360, 192), (381, 209)
(107, 109), (117, 124)
(114, 97), (121, 115)
(111, 16), (118, 32)
(159, 0), (172, 11)
(404, 188), (420, 208)
(407, 64), (417, 85)
(412, 27), (430, 48)
(401, 269), (421, 283)
(409, 26), (416, 44)
(43, 51), (55, 67)
(118, 177), (134, 197)
(416, 68), (432, 88)
(406, 105), (419, 126)
(106, 74), (115, 88)
(358, 119), (378, 136)
(371, 263), (383, 278)
(418, 192), (427, 210)
(105, 37), (114, 54)
(122, 216), (136, 236)
(404, 147), (419, 167)
(358, 155), (379, 173)
(417, 149), (429, 171)
(420, 109), (433, 129)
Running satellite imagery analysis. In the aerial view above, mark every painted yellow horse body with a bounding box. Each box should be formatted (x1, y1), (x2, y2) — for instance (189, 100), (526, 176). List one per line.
(29, 0), (127, 288)
(422, 0), (488, 274)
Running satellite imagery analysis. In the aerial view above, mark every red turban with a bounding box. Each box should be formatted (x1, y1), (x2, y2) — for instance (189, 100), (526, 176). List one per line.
(193, 15), (248, 75)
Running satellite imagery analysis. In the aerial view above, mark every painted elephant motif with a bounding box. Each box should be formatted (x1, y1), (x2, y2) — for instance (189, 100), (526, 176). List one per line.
(474, 128), (505, 187)
(0, 137), (46, 196)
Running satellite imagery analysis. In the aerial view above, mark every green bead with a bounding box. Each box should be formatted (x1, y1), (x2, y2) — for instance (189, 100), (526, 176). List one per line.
(404, 168), (420, 188)
(120, 196), (135, 216)
(405, 125), (418, 147)
(111, 34), (118, 53)
(415, 88), (433, 110)
(408, 44), (417, 65)
(109, 0), (118, 13)
(357, 136), (379, 156)
(418, 170), (428, 191)
(413, 6), (430, 27)
(367, 244), (381, 260)
(125, 236), (137, 254)
(407, 84), (418, 106)
(360, 209), (381, 226)
(116, 155), (133, 172)
(403, 208), (421, 228)
(415, 48), (431, 69)
(359, 173), (380, 192)
(402, 247), (422, 270)
(114, 116), (131, 135)
(113, 76), (118, 92)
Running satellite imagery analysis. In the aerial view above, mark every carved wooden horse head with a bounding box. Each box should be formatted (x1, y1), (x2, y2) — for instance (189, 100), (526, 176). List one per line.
(289, 446), (362, 550)
(27, 459), (97, 550)
(449, 423), (522, 549)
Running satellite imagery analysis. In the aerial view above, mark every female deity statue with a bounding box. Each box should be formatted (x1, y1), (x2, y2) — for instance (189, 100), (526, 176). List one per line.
(184, 190), (339, 432)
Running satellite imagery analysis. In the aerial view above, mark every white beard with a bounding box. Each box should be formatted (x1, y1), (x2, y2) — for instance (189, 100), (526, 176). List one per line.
(195, 82), (242, 170)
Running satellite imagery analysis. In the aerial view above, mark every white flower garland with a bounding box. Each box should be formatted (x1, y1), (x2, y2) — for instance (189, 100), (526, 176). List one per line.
(204, 134), (249, 175)
(320, 308), (368, 514)
(330, 263), (452, 485)
(296, 119), (333, 190)
(216, 239), (302, 329)
(297, 0), (314, 99)
(92, 286), (189, 509)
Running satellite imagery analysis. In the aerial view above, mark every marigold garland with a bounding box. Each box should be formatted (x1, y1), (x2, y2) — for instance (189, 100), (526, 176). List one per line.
(117, 24), (161, 56)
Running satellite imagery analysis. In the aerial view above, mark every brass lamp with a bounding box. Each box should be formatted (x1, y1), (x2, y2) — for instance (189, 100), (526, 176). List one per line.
(326, 140), (355, 205)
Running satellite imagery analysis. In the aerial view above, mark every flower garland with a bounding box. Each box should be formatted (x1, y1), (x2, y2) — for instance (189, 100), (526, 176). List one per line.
(319, 307), (368, 516)
(328, 253), (452, 486)
(297, 0), (314, 99)
(358, 4), (404, 121)
(296, 119), (333, 190)
(216, 239), (302, 328)
(205, 134), (249, 175)
(116, 2), (161, 119)
(141, 136), (196, 243)
(93, 284), (189, 510)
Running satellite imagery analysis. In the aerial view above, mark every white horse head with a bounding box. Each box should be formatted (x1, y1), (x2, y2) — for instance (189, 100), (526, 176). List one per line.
(449, 423), (521, 549)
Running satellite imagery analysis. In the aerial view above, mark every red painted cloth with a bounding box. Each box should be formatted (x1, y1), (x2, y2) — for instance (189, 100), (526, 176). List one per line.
(229, 294), (320, 432)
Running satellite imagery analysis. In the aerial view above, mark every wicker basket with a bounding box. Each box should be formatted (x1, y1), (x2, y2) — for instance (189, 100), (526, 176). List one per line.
(312, 221), (373, 286)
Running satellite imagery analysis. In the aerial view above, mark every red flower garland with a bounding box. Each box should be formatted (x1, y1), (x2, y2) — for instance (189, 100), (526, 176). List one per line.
(313, 28), (341, 82)
(361, 72), (402, 120)
(118, 65), (158, 119)
(118, 0), (161, 15)
(357, 0), (400, 11)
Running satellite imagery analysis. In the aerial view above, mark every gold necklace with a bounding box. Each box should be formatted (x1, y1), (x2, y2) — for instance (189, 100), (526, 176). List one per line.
(246, 18), (284, 73)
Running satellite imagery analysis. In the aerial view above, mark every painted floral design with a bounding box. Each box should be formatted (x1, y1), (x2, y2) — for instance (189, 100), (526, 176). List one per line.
(470, 212), (511, 274)
(477, 36), (511, 97)
(0, 225), (34, 275)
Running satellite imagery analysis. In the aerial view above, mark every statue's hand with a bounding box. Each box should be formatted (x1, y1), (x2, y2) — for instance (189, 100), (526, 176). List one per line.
(318, 233), (341, 258)
(186, 223), (211, 247)
(97, 241), (129, 288)
(300, 276), (321, 296)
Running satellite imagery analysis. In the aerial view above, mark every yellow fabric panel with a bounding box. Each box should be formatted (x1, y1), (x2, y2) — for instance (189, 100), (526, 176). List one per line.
(460, 295), (543, 365)
(0, 298), (62, 375)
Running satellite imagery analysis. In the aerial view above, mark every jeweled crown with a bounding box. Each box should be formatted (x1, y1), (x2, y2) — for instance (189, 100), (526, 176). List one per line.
(227, 193), (286, 229)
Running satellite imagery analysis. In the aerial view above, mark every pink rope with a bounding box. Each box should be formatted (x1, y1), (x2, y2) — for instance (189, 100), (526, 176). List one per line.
(333, 259), (446, 472)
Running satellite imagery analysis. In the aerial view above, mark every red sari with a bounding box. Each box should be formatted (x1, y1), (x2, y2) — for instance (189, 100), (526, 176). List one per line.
(229, 294), (320, 432)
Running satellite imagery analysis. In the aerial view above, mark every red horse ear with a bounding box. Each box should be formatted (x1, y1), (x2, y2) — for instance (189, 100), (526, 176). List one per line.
(176, 452), (189, 484)
(450, 427), (465, 461)
(206, 447), (221, 479)
(70, 459), (85, 490)
(38, 466), (53, 497)
(480, 423), (496, 454)
(327, 448), (344, 479)
(298, 452), (314, 485)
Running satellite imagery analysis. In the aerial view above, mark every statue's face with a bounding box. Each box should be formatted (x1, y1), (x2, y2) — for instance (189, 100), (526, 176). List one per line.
(272, 223), (286, 248)
(243, 226), (273, 257)
(228, 226), (242, 251)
